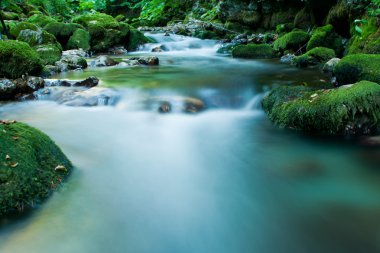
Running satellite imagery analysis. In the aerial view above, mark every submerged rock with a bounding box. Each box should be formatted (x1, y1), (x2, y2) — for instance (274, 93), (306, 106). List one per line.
(280, 54), (296, 64)
(0, 122), (73, 216)
(122, 56), (159, 66)
(262, 81), (380, 135)
(45, 76), (99, 88)
(34, 86), (119, 106)
(90, 56), (119, 67)
(149, 96), (205, 113)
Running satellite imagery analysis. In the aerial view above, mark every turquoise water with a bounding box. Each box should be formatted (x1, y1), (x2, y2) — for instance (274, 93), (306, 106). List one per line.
(0, 34), (379, 253)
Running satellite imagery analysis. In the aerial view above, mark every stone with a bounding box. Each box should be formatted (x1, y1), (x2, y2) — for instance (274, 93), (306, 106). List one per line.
(90, 56), (119, 67)
(323, 58), (341, 73)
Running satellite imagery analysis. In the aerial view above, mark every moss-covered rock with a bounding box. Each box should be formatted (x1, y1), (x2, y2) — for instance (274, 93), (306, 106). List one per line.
(44, 22), (84, 49)
(17, 29), (58, 47)
(1, 11), (20, 21)
(232, 44), (275, 59)
(306, 25), (344, 56)
(34, 44), (62, 65)
(292, 47), (336, 68)
(27, 14), (56, 28)
(348, 18), (380, 55)
(115, 14), (125, 22)
(325, 1), (350, 37)
(334, 54), (380, 85)
(9, 22), (39, 38)
(67, 29), (90, 51)
(126, 29), (154, 51)
(294, 7), (316, 29)
(72, 12), (119, 29)
(0, 122), (72, 216)
(0, 40), (42, 79)
(192, 30), (217, 40)
(262, 81), (380, 135)
(273, 31), (309, 53)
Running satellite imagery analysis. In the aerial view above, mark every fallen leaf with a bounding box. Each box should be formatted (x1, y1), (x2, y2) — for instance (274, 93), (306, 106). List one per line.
(10, 162), (18, 168)
(55, 165), (67, 173)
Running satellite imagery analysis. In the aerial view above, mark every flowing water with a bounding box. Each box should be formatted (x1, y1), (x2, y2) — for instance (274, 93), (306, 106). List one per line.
(0, 34), (380, 253)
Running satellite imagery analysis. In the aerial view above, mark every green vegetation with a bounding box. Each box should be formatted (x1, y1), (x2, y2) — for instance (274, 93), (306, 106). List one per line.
(72, 12), (119, 29)
(273, 31), (309, 53)
(0, 122), (72, 216)
(34, 44), (62, 65)
(306, 25), (343, 56)
(262, 81), (380, 135)
(292, 47), (336, 67)
(9, 21), (38, 38)
(232, 44), (275, 59)
(348, 18), (380, 55)
(0, 40), (42, 79)
(334, 54), (380, 85)
(67, 28), (90, 50)
(27, 13), (56, 27)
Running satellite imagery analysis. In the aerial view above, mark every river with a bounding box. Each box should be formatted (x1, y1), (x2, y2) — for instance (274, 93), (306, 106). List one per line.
(0, 34), (380, 253)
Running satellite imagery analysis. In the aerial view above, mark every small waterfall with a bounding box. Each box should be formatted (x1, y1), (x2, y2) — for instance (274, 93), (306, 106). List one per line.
(244, 92), (268, 111)
(138, 33), (219, 54)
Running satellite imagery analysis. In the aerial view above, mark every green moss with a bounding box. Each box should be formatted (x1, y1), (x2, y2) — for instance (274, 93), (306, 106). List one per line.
(44, 22), (84, 48)
(348, 18), (380, 55)
(9, 22), (39, 39)
(27, 14), (56, 28)
(126, 29), (154, 52)
(67, 29), (90, 51)
(275, 23), (295, 35)
(1, 11), (20, 21)
(273, 31), (309, 53)
(27, 10), (43, 17)
(0, 40), (42, 79)
(334, 54), (380, 85)
(72, 13), (119, 29)
(292, 47), (336, 67)
(294, 7), (315, 29)
(232, 44), (275, 59)
(192, 30), (218, 40)
(262, 81), (380, 135)
(325, 1), (350, 37)
(34, 44), (62, 65)
(115, 14), (125, 22)
(306, 25), (343, 56)
(0, 122), (72, 216)
(17, 29), (58, 48)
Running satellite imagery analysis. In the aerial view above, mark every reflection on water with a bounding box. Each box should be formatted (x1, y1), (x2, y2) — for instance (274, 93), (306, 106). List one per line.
(0, 34), (379, 253)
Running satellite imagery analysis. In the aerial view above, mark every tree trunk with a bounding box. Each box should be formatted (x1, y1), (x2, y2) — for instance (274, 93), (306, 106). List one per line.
(0, 10), (10, 38)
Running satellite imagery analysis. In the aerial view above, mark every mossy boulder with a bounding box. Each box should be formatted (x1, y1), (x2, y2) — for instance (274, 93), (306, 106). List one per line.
(325, 1), (350, 37)
(2, 11), (20, 21)
(262, 81), (380, 135)
(27, 14), (56, 28)
(306, 25), (344, 56)
(44, 22), (84, 49)
(0, 40), (42, 79)
(67, 29), (90, 51)
(17, 29), (58, 47)
(232, 44), (275, 59)
(193, 30), (219, 40)
(126, 29), (154, 51)
(334, 54), (380, 85)
(9, 22), (39, 38)
(0, 122), (72, 216)
(348, 19), (380, 55)
(34, 44), (62, 65)
(273, 31), (309, 53)
(72, 13), (119, 29)
(294, 7), (316, 29)
(292, 47), (336, 68)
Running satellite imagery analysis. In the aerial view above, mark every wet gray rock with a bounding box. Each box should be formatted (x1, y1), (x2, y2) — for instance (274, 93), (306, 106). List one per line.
(280, 54), (296, 64)
(90, 56), (119, 67)
(0, 79), (17, 99)
(55, 55), (88, 72)
(323, 58), (341, 73)
(62, 49), (89, 58)
(107, 46), (127, 55)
